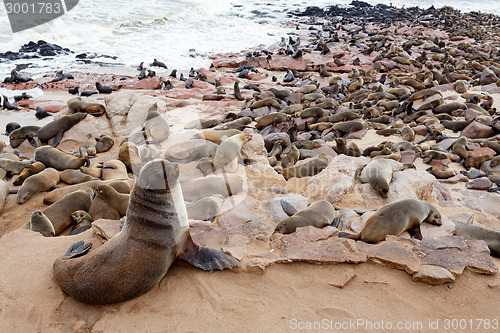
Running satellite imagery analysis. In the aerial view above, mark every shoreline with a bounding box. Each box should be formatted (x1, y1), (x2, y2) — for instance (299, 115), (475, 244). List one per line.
(0, 2), (500, 331)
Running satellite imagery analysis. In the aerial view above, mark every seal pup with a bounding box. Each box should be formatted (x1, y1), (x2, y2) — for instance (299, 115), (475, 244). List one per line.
(454, 223), (500, 257)
(0, 158), (32, 175)
(13, 161), (45, 186)
(53, 159), (239, 305)
(119, 142), (142, 174)
(17, 168), (60, 204)
(339, 199), (441, 243)
(29, 210), (55, 237)
(359, 158), (392, 198)
(186, 194), (225, 221)
(69, 210), (93, 235)
(43, 187), (93, 235)
(37, 113), (88, 146)
(5, 122), (21, 136)
(274, 200), (336, 234)
(95, 134), (115, 153)
(34, 146), (88, 170)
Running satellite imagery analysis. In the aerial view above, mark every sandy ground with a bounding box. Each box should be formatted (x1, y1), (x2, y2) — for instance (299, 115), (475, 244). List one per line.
(0, 229), (498, 333)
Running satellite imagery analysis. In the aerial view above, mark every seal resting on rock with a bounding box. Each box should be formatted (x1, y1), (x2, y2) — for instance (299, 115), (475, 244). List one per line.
(53, 159), (239, 305)
(339, 199), (441, 243)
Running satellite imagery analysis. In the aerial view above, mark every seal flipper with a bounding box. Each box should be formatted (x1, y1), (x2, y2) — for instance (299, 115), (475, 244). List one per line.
(52, 131), (65, 147)
(63, 241), (92, 260)
(179, 233), (239, 271)
(338, 231), (361, 240)
(280, 199), (297, 216)
(408, 225), (423, 240)
(28, 137), (38, 147)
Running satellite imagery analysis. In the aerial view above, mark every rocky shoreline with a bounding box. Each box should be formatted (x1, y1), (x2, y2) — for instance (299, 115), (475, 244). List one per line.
(0, 2), (500, 331)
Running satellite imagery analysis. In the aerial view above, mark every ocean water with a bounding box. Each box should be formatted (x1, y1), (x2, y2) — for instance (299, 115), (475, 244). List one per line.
(0, 0), (499, 75)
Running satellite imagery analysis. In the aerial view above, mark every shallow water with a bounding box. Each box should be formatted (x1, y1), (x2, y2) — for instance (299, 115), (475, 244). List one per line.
(0, 0), (498, 75)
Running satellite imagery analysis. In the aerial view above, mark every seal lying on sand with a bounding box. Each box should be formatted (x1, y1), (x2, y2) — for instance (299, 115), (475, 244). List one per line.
(53, 159), (239, 305)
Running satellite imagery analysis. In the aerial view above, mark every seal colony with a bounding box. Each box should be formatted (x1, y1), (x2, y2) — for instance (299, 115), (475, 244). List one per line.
(0, 3), (499, 314)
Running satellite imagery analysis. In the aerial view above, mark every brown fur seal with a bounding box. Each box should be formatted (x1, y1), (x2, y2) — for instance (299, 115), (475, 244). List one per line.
(250, 98), (281, 110)
(332, 121), (364, 134)
(218, 117), (252, 131)
(464, 155), (492, 169)
(9, 126), (41, 148)
(37, 113), (88, 146)
(0, 180), (8, 213)
(454, 223), (500, 257)
(299, 107), (329, 119)
(17, 168), (60, 204)
(427, 165), (457, 179)
(43, 187), (93, 235)
(101, 159), (129, 180)
(60, 169), (98, 185)
(89, 182), (129, 221)
(95, 134), (115, 153)
(401, 125), (415, 142)
(194, 129), (241, 143)
(282, 153), (329, 179)
(67, 97), (105, 116)
(281, 145), (299, 168)
(53, 159), (239, 305)
(451, 137), (468, 159)
(69, 210), (93, 235)
(13, 162), (45, 186)
(95, 184), (130, 216)
(213, 133), (252, 171)
(34, 146), (88, 170)
(340, 199), (441, 242)
(164, 139), (217, 163)
(359, 158), (392, 198)
(181, 174), (243, 201)
(144, 103), (169, 143)
(186, 194), (225, 221)
(274, 200), (336, 234)
(29, 210), (55, 237)
(255, 113), (289, 129)
(119, 142), (141, 174)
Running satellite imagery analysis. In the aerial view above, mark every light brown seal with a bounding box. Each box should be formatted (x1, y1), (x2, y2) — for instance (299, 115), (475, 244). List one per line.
(95, 134), (115, 153)
(29, 210), (55, 237)
(34, 146), (88, 170)
(17, 168), (60, 204)
(101, 159), (129, 180)
(340, 199), (441, 242)
(274, 200), (336, 234)
(13, 162), (45, 186)
(194, 129), (241, 143)
(164, 139), (217, 163)
(53, 159), (239, 305)
(119, 142), (142, 174)
(143, 103), (169, 143)
(69, 210), (93, 235)
(186, 194), (225, 221)
(60, 169), (98, 185)
(359, 158), (392, 198)
(213, 133), (252, 171)
(95, 184), (130, 216)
